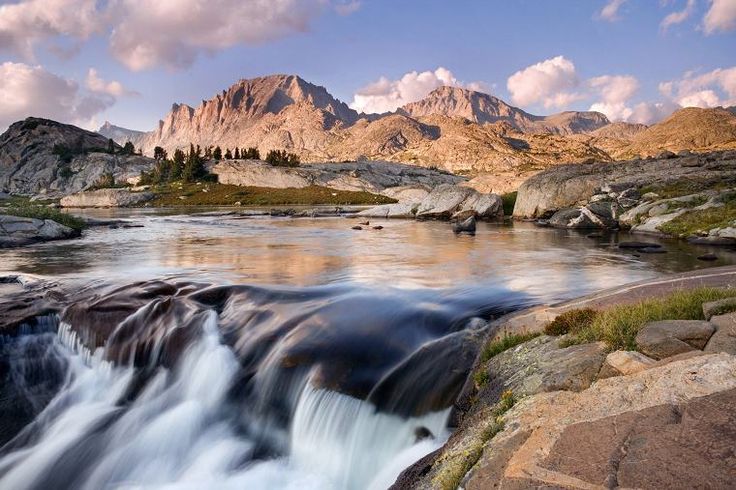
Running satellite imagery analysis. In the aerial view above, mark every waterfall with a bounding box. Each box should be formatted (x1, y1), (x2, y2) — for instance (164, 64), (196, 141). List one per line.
(0, 279), (526, 489)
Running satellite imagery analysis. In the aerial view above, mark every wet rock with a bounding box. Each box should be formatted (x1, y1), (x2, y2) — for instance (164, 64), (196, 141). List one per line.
(351, 225), (363, 230)
(687, 236), (736, 246)
(372, 225), (383, 230)
(60, 188), (154, 208)
(637, 246), (667, 254)
(618, 241), (662, 249)
(598, 350), (656, 379)
(697, 253), (719, 261)
(704, 313), (736, 355)
(414, 426), (435, 443)
(703, 298), (736, 320)
(635, 320), (716, 359)
(453, 216), (476, 234)
(0, 214), (80, 248)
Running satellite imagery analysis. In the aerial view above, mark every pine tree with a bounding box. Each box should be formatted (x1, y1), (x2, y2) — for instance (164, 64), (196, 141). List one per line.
(122, 141), (135, 155)
(224, 148), (233, 160)
(171, 149), (185, 180)
(107, 138), (115, 154)
(213, 146), (222, 160)
(154, 146), (167, 161)
(234, 147), (240, 159)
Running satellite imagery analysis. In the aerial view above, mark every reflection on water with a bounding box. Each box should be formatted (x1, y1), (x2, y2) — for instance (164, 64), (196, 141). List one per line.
(1, 207), (734, 303)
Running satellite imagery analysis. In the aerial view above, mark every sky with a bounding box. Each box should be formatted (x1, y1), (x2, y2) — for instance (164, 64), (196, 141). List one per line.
(0, 0), (734, 132)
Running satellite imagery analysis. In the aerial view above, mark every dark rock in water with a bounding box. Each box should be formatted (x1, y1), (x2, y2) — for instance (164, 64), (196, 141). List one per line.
(534, 219), (550, 228)
(697, 253), (719, 261)
(414, 426), (435, 443)
(372, 225), (384, 230)
(618, 241), (662, 249)
(687, 236), (736, 246)
(453, 216), (476, 234)
(359, 221), (370, 226)
(637, 247), (667, 254)
(351, 225), (363, 230)
(587, 233), (603, 239)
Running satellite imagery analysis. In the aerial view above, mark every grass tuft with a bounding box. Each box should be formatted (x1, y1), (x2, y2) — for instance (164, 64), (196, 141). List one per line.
(567, 287), (736, 350)
(3, 205), (86, 231)
(501, 191), (517, 216)
(480, 332), (541, 363)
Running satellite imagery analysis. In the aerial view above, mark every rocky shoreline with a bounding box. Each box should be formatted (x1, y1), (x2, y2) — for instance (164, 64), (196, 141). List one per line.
(393, 266), (736, 489)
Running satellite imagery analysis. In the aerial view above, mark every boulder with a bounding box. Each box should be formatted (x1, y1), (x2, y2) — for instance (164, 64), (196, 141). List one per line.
(703, 297), (736, 320)
(453, 216), (476, 234)
(60, 188), (154, 208)
(704, 313), (736, 355)
(359, 184), (502, 221)
(635, 320), (716, 360)
(598, 350), (656, 379)
(548, 206), (616, 229)
(0, 214), (79, 247)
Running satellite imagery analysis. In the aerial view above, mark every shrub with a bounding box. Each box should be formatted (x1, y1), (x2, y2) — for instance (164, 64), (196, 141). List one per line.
(90, 172), (116, 190)
(501, 192), (517, 216)
(480, 332), (541, 363)
(544, 308), (598, 336)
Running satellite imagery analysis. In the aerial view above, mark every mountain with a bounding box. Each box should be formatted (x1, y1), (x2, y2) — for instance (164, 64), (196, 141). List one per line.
(0, 118), (153, 195)
(103, 74), (736, 187)
(399, 86), (609, 134)
(98, 121), (146, 146)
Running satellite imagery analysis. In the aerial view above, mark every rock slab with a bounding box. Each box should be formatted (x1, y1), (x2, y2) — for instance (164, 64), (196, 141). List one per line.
(635, 320), (716, 360)
(60, 188), (154, 208)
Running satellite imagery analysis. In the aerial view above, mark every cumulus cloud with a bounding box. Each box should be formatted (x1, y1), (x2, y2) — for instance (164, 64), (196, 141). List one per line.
(0, 0), (358, 70)
(628, 100), (681, 124)
(660, 66), (736, 107)
(506, 56), (584, 109)
(85, 68), (138, 97)
(703, 0), (736, 33)
(588, 75), (639, 121)
(0, 62), (118, 131)
(0, 0), (100, 59)
(599, 0), (627, 21)
(660, 0), (697, 30)
(350, 67), (489, 114)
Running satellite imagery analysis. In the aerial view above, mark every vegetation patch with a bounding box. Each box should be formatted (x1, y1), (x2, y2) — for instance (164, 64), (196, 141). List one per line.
(147, 182), (397, 207)
(501, 191), (517, 216)
(480, 332), (541, 363)
(3, 205), (86, 231)
(566, 287), (736, 350)
(433, 390), (516, 490)
(544, 308), (599, 336)
(640, 178), (736, 199)
(658, 201), (736, 237)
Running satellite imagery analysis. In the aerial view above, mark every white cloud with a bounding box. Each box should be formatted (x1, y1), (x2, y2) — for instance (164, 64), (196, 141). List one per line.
(661, 66), (736, 107)
(599, 0), (627, 21)
(703, 0), (736, 33)
(588, 75), (639, 121)
(334, 0), (361, 15)
(661, 0), (697, 30)
(350, 67), (488, 114)
(85, 68), (138, 97)
(506, 56), (584, 109)
(628, 100), (681, 124)
(0, 0), (101, 60)
(0, 62), (115, 131)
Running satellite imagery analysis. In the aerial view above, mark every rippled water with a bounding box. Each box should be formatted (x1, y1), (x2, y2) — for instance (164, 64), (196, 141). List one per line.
(2, 207), (733, 302)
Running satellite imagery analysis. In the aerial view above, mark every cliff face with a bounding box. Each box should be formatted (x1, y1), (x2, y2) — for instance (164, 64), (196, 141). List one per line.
(0, 118), (154, 195)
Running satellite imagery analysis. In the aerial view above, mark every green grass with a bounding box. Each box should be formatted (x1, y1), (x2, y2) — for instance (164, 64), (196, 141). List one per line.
(501, 191), (517, 216)
(566, 287), (736, 350)
(640, 177), (736, 199)
(473, 370), (490, 388)
(480, 332), (541, 363)
(3, 205), (86, 231)
(146, 181), (397, 207)
(434, 390), (516, 490)
(658, 199), (736, 237)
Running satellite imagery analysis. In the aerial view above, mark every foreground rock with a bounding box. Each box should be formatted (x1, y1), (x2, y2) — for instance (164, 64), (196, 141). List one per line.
(211, 159), (463, 199)
(358, 184), (503, 220)
(463, 354), (736, 489)
(635, 320), (715, 359)
(705, 313), (736, 355)
(60, 188), (154, 208)
(0, 214), (79, 247)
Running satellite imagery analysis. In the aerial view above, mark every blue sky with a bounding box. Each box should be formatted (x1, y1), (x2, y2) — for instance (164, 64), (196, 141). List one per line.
(0, 0), (734, 131)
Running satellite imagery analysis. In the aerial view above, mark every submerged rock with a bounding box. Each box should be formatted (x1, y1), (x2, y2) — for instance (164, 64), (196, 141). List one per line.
(453, 216), (476, 234)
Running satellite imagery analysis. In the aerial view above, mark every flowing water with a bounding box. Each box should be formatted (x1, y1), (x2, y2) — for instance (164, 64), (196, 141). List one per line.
(0, 209), (733, 489)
